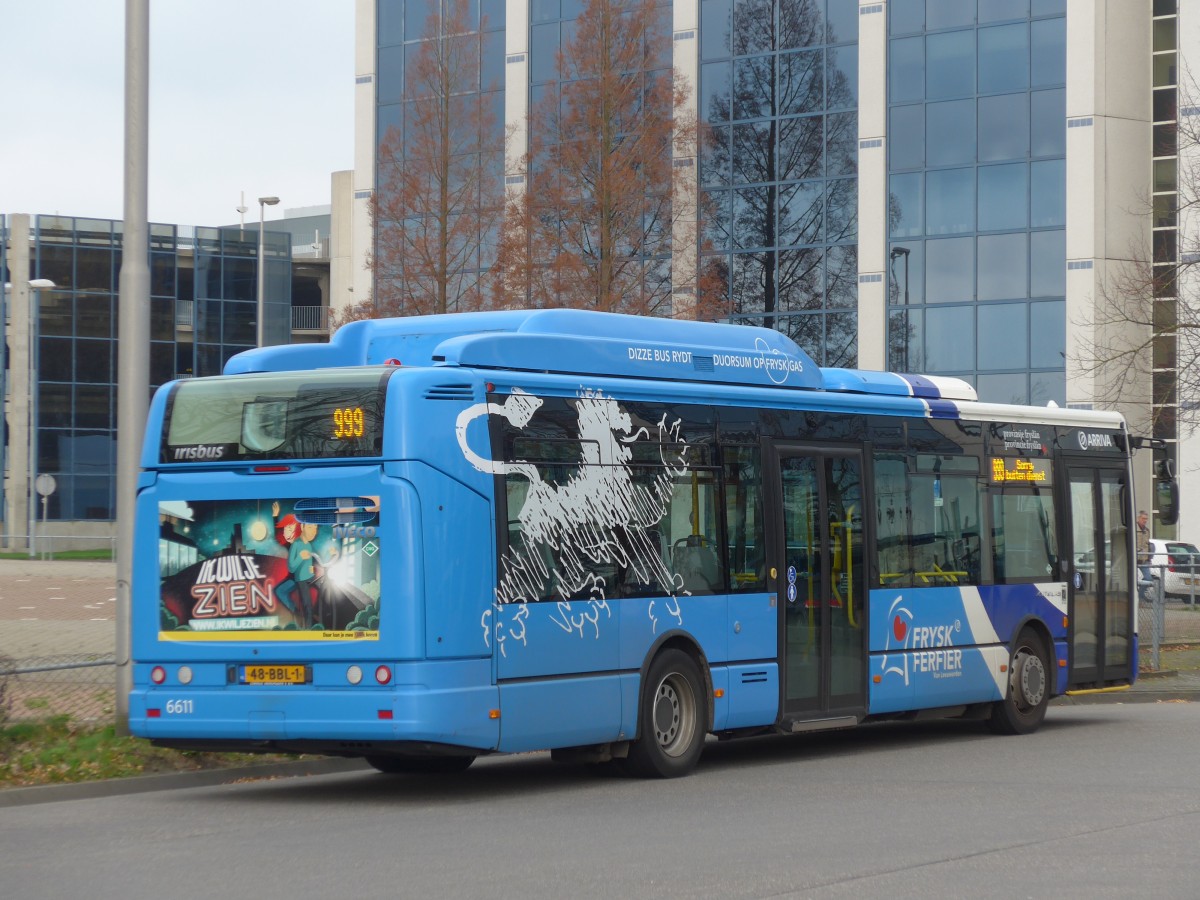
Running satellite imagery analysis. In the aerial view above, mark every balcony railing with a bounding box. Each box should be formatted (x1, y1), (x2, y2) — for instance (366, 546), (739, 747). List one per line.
(291, 305), (330, 332)
(174, 300), (328, 333)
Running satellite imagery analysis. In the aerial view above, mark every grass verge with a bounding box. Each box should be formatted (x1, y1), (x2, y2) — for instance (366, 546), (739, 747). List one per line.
(0, 716), (296, 788)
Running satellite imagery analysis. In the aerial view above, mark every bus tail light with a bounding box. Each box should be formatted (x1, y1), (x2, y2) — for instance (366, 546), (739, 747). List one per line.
(178, 666), (193, 685)
(151, 666), (166, 684)
(347, 665), (364, 685)
(375, 665), (392, 685)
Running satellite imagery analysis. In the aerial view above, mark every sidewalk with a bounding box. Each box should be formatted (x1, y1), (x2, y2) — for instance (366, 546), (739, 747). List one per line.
(0, 558), (116, 660)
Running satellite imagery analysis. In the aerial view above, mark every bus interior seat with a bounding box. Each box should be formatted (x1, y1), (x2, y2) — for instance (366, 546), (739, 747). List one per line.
(673, 535), (721, 593)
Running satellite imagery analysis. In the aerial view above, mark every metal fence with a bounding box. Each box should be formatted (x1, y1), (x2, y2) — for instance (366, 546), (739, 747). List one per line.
(1138, 558), (1200, 673)
(0, 655), (117, 724)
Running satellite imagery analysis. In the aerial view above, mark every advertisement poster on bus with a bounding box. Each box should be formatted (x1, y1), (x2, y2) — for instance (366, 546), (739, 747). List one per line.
(157, 497), (381, 640)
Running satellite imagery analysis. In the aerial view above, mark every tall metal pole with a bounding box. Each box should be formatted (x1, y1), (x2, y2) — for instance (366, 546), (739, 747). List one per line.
(116, 0), (151, 733)
(256, 196), (279, 348)
(27, 287), (38, 558)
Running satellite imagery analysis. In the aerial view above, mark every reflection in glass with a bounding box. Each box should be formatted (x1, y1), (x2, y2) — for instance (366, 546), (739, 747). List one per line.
(1031, 159), (1066, 227)
(1030, 89), (1065, 157)
(777, 247), (823, 311)
(927, 30), (975, 100)
(979, 23), (1029, 94)
(1031, 16), (1066, 86)
(977, 302), (1028, 370)
(701, 0), (732, 60)
(978, 232), (1028, 301)
(926, 99), (975, 167)
(889, 36), (924, 102)
(979, 92), (1028, 161)
(889, 173), (924, 238)
(890, 104), (924, 170)
(977, 372), (1027, 404)
(826, 178), (857, 243)
(779, 115), (825, 182)
(926, 0), (975, 30)
(779, 181), (824, 246)
(926, 168), (975, 235)
(1030, 229), (1065, 297)
(926, 236), (973, 302)
(826, 244), (858, 307)
(924, 305), (975, 372)
(1030, 300), (1066, 368)
(978, 163), (1027, 231)
(979, 0), (1030, 23)
(778, 49), (824, 116)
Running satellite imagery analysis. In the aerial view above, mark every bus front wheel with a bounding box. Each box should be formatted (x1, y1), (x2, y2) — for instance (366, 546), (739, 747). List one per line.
(625, 649), (707, 778)
(988, 629), (1050, 735)
(365, 754), (475, 775)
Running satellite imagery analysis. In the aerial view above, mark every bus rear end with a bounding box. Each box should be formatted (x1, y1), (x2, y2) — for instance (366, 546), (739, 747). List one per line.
(128, 365), (498, 767)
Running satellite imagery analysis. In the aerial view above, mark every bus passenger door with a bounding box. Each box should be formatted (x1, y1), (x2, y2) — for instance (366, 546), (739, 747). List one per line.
(1064, 463), (1133, 686)
(767, 445), (868, 724)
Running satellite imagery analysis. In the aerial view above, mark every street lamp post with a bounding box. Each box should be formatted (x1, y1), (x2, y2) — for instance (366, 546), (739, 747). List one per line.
(4, 279), (58, 556)
(889, 247), (911, 372)
(256, 196), (280, 347)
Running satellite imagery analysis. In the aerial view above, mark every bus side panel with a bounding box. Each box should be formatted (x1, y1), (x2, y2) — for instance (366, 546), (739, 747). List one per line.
(497, 675), (624, 752)
(867, 585), (1017, 715)
(410, 464), (494, 660)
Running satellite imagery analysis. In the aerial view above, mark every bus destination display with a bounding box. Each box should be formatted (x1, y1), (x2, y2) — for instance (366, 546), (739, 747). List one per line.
(990, 456), (1051, 484)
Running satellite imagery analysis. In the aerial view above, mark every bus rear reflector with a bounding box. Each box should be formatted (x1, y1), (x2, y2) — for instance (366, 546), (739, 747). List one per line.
(147, 709), (161, 718)
(378, 710), (394, 719)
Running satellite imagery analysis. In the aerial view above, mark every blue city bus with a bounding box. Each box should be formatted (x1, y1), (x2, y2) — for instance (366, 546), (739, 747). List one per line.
(129, 310), (1145, 777)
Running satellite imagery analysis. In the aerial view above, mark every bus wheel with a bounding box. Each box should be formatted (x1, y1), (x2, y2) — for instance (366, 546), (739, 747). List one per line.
(625, 649), (707, 778)
(365, 755), (475, 775)
(988, 629), (1050, 736)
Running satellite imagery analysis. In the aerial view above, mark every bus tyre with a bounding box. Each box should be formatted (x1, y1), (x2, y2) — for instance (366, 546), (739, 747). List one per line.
(989, 629), (1050, 736)
(365, 755), (475, 775)
(625, 649), (707, 778)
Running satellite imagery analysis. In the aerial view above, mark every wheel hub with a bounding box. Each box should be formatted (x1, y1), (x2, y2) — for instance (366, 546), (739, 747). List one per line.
(1016, 649), (1046, 708)
(654, 682), (681, 747)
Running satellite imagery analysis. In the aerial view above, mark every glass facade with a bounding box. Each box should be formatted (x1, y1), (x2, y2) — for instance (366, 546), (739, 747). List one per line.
(887, 0), (1067, 405)
(700, 0), (860, 366)
(6, 217), (291, 521)
(375, 0), (506, 306)
(192, 226), (292, 375)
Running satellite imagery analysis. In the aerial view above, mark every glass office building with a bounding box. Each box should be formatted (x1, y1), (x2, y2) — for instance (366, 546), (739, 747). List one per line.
(0, 214), (293, 528)
(353, 0), (1181, 525)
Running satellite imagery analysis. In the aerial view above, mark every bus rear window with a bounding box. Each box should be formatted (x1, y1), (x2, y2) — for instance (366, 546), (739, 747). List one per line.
(161, 368), (391, 463)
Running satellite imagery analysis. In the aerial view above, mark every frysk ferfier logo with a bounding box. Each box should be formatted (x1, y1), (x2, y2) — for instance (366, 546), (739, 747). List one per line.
(880, 595), (965, 685)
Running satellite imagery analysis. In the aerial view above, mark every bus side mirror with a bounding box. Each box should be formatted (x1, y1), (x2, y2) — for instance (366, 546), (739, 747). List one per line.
(1157, 460), (1179, 526)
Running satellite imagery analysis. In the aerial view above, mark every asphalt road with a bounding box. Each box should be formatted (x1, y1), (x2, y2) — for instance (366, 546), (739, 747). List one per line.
(4, 703), (1200, 899)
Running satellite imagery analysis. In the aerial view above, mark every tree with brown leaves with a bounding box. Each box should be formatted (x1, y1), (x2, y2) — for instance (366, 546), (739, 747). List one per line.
(493, 0), (713, 317)
(342, 0), (502, 324)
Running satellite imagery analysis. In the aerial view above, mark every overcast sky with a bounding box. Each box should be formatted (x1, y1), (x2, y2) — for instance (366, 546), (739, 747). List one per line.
(1, 1), (354, 229)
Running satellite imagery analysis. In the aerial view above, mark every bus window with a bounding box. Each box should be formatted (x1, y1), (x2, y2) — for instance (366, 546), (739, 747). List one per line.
(873, 453), (982, 587)
(992, 491), (1059, 582)
(723, 445), (766, 592)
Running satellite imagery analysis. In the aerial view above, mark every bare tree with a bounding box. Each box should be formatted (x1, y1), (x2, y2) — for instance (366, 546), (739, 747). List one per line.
(493, 0), (702, 315)
(341, 0), (502, 324)
(1073, 77), (1200, 433)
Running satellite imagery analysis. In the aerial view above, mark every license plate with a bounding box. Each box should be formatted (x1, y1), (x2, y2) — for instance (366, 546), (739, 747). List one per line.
(239, 664), (309, 685)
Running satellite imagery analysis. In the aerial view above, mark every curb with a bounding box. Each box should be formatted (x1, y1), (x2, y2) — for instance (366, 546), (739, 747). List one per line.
(0, 757), (370, 808)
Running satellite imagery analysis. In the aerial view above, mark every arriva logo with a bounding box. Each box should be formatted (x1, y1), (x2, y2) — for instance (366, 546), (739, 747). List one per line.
(879, 596), (964, 685)
(1077, 431), (1114, 451)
